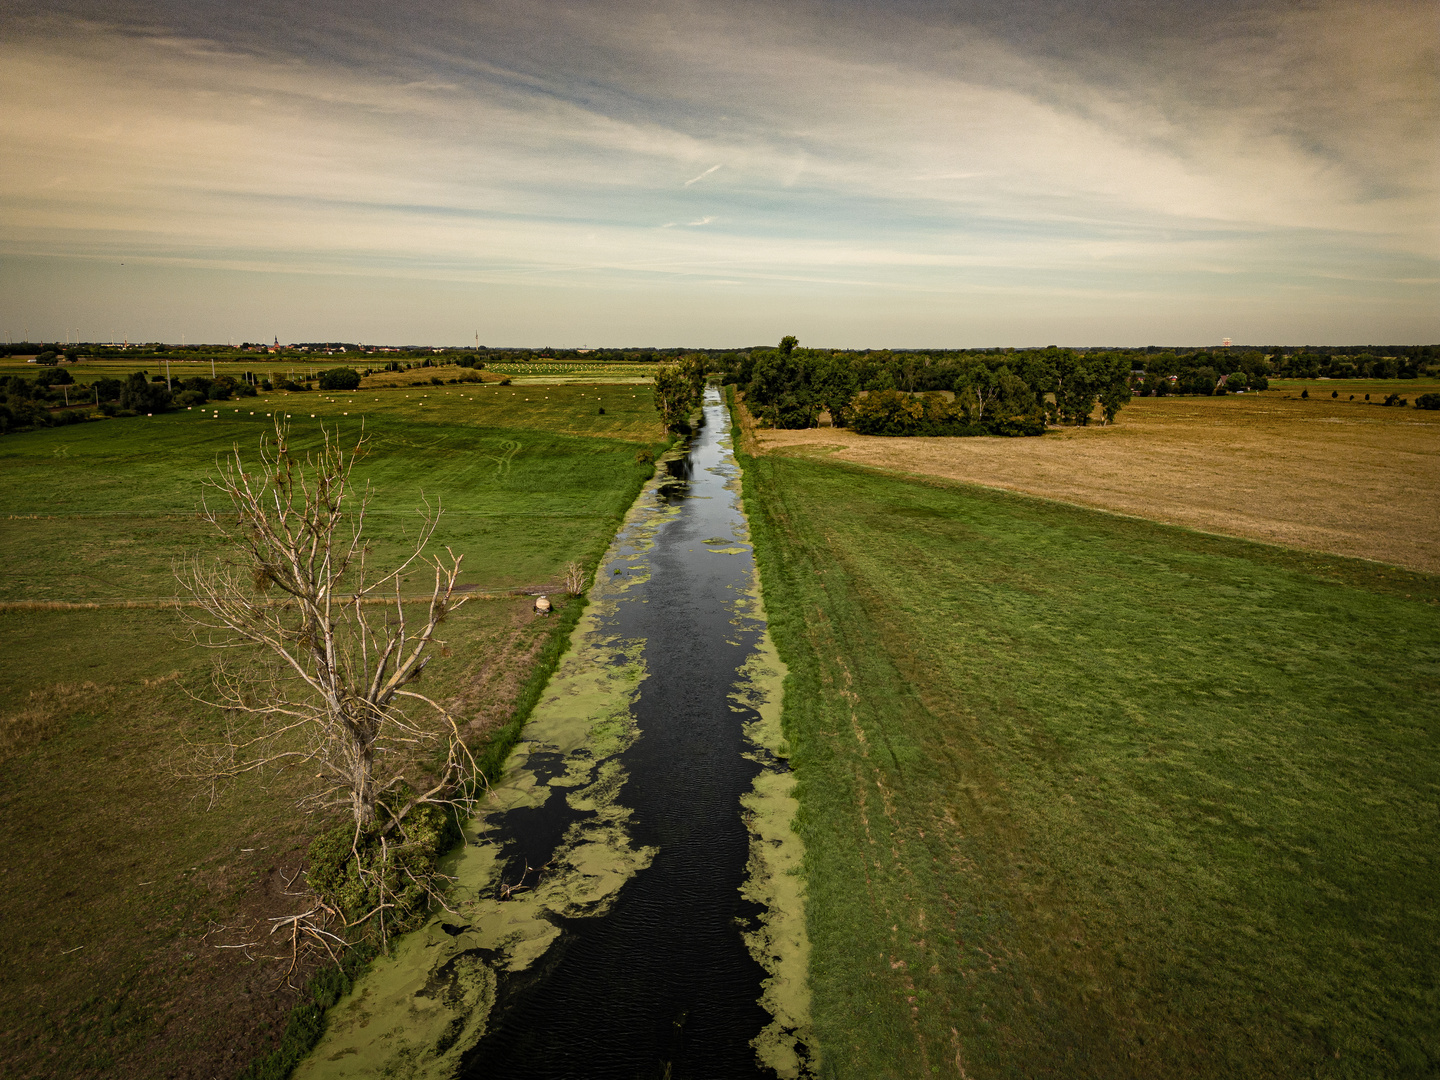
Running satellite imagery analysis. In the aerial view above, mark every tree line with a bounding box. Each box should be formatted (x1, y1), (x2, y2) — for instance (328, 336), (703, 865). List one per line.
(716, 339), (1133, 435)
(0, 369), (274, 433)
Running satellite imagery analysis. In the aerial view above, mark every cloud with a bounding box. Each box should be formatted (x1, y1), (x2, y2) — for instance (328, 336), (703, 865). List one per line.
(683, 164), (722, 186)
(0, 1), (1433, 343)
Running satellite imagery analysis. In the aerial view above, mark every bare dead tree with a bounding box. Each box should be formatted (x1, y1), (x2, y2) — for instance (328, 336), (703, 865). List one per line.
(175, 419), (481, 835)
(564, 560), (585, 597)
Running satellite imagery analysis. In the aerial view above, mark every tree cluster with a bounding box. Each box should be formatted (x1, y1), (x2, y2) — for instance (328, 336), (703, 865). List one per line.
(318, 367), (363, 391)
(1269, 346), (1435, 380)
(0, 370), (172, 433)
(173, 374), (261, 407)
(718, 340), (1132, 434)
(652, 354), (707, 430)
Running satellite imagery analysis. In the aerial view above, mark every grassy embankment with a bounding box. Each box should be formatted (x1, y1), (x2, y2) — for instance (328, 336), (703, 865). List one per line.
(0, 383), (664, 1079)
(740, 429), (1439, 1077)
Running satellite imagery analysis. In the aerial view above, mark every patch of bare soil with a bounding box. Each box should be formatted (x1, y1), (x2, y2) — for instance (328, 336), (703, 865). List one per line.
(756, 392), (1440, 573)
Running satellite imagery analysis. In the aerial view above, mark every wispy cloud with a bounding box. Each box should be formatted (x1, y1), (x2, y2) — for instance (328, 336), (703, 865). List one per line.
(683, 164), (722, 186)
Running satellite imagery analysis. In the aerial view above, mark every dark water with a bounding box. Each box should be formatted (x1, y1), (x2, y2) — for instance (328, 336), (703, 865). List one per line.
(461, 389), (776, 1079)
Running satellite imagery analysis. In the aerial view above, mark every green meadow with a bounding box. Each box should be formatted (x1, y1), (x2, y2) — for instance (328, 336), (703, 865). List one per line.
(741, 447), (1440, 1079)
(0, 385), (664, 1078)
(0, 382), (660, 601)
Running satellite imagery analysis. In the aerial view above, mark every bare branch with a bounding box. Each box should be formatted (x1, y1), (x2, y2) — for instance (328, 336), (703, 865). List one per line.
(173, 417), (481, 950)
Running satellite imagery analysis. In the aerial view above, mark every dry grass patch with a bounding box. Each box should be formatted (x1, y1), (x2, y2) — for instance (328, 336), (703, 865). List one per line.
(756, 389), (1440, 572)
(0, 681), (111, 764)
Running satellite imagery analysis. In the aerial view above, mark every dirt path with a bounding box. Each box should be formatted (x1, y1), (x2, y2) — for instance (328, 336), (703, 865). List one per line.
(756, 392), (1440, 574)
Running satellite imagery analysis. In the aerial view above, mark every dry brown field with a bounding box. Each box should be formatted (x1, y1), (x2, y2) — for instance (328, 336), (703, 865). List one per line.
(755, 385), (1440, 573)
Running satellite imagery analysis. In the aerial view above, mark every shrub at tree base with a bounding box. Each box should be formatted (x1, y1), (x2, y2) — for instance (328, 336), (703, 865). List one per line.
(319, 367), (362, 390)
(307, 796), (464, 944)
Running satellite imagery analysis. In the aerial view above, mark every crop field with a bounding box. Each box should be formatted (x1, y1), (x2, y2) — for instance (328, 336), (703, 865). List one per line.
(0, 386), (664, 1078)
(756, 384), (1440, 573)
(741, 442), (1439, 1078)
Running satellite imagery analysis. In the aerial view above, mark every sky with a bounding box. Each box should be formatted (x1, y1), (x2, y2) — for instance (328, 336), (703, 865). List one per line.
(1, 0), (1436, 347)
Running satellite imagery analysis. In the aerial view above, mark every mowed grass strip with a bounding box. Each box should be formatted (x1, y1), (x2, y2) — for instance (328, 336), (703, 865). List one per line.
(742, 452), (1439, 1079)
(0, 385), (663, 601)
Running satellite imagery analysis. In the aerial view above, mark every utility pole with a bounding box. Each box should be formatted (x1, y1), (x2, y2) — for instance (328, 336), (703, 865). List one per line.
(165, 356), (172, 391)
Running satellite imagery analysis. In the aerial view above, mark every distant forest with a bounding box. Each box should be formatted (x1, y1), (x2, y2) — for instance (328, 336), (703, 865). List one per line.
(720, 340), (1440, 435)
(3, 340), (1437, 373)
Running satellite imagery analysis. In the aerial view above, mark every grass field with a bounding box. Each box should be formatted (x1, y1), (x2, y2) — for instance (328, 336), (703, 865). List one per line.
(740, 438), (1440, 1078)
(0, 356), (660, 388)
(0, 386), (664, 1078)
(757, 384), (1440, 573)
(0, 383), (661, 602)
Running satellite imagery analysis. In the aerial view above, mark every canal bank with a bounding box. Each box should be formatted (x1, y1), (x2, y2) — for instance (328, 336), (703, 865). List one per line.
(294, 386), (812, 1079)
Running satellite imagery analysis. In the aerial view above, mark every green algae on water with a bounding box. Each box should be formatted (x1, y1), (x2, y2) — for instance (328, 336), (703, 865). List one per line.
(734, 585), (816, 1078)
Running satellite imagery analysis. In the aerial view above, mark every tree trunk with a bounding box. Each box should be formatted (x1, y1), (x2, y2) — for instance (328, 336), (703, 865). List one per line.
(352, 738), (376, 825)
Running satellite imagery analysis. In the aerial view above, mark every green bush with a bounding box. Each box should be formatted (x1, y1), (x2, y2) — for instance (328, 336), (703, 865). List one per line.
(118, 372), (172, 413)
(1415, 393), (1440, 410)
(318, 368), (361, 391)
(846, 388), (1027, 437)
(307, 797), (462, 943)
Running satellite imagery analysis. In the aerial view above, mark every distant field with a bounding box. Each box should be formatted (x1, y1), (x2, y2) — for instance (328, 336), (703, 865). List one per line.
(0, 356), (383, 384)
(0, 383), (662, 602)
(0, 388), (664, 1079)
(0, 356), (660, 387)
(1268, 377), (1440, 398)
(757, 386), (1440, 573)
(742, 447), (1440, 1079)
